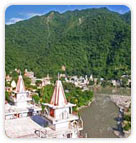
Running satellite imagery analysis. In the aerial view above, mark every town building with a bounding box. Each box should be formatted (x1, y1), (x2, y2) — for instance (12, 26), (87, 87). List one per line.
(24, 69), (36, 85)
(11, 80), (16, 89)
(67, 75), (89, 89)
(24, 69), (34, 79)
(41, 74), (51, 87)
(5, 75), (12, 82)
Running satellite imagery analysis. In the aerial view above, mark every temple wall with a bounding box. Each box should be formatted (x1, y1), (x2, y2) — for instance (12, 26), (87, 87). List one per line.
(55, 107), (69, 120)
(21, 112), (28, 117)
(55, 122), (69, 130)
(15, 101), (27, 107)
(5, 115), (13, 120)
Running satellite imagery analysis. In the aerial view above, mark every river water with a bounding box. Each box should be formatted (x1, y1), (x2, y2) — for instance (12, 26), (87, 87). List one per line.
(79, 87), (130, 138)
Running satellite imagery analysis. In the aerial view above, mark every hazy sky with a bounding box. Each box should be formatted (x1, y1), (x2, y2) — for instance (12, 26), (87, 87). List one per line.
(5, 5), (130, 25)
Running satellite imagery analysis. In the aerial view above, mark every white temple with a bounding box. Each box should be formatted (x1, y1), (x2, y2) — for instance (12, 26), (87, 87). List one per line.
(5, 74), (41, 120)
(42, 78), (83, 138)
(13, 74), (31, 107)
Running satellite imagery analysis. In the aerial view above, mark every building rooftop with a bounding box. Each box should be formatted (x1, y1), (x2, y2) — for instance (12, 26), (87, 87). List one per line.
(5, 116), (83, 138)
(5, 117), (43, 138)
(5, 103), (41, 115)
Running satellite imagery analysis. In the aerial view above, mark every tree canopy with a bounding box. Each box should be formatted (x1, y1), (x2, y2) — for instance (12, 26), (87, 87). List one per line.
(5, 8), (131, 79)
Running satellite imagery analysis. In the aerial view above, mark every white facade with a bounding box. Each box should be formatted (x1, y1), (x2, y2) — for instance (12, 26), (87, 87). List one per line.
(12, 74), (31, 107)
(43, 79), (83, 138)
(5, 74), (41, 120)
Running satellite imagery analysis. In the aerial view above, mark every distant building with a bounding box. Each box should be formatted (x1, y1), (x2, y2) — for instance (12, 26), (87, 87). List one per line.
(41, 74), (51, 87)
(61, 65), (66, 71)
(42, 78), (83, 138)
(11, 80), (16, 89)
(128, 79), (131, 86)
(15, 68), (20, 73)
(5, 75), (12, 82)
(24, 69), (34, 79)
(67, 75), (89, 89)
(5, 87), (12, 92)
(5, 74), (41, 120)
(24, 69), (36, 85)
(93, 78), (98, 85)
(111, 80), (121, 87)
(89, 75), (93, 81)
(111, 80), (117, 87)
(60, 73), (66, 78)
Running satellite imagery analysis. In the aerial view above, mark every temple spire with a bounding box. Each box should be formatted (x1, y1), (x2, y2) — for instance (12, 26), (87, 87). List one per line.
(16, 73), (25, 93)
(50, 78), (67, 106)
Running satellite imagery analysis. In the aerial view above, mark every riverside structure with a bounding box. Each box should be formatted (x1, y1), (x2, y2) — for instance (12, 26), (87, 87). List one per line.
(5, 74), (83, 138)
(42, 77), (83, 138)
(5, 73), (41, 120)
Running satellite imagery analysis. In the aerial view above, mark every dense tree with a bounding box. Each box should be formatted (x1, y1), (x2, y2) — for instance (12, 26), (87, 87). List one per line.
(5, 8), (131, 79)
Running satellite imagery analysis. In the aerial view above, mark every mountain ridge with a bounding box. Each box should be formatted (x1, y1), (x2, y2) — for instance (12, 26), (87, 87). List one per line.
(5, 8), (131, 79)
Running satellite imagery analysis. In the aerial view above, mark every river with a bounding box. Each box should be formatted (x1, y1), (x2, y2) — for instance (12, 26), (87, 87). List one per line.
(79, 87), (130, 138)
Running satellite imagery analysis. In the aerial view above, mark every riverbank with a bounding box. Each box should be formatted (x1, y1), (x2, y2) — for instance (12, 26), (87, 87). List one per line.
(79, 93), (119, 138)
(110, 95), (131, 138)
(77, 98), (95, 110)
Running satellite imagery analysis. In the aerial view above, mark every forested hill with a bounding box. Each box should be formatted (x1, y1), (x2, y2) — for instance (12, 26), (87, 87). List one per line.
(5, 8), (131, 79)
(121, 11), (131, 24)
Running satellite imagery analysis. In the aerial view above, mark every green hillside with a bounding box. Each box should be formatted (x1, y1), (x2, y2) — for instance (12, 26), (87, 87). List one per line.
(5, 8), (131, 79)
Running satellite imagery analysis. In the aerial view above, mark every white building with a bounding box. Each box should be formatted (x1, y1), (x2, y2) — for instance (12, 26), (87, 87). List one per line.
(42, 78), (83, 138)
(5, 74), (41, 120)
(11, 80), (16, 89)
(24, 69), (36, 85)
(24, 69), (34, 79)
(41, 75), (51, 87)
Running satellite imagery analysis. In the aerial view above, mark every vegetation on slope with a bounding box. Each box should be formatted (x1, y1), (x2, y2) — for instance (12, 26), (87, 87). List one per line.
(5, 8), (131, 79)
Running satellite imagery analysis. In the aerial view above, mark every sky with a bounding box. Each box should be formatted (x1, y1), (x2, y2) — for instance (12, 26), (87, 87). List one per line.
(5, 5), (130, 25)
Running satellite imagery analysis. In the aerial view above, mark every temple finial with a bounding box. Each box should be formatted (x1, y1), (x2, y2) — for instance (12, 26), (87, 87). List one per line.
(58, 73), (60, 80)
(19, 71), (21, 76)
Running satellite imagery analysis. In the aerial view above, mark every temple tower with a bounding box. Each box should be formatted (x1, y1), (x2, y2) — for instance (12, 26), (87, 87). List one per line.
(43, 77), (83, 138)
(13, 74), (31, 107)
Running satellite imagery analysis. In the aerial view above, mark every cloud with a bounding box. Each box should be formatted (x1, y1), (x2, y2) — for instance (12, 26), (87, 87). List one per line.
(118, 10), (127, 14)
(18, 12), (44, 19)
(25, 12), (43, 18)
(6, 12), (44, 25)
(6, 17), (24, 25)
